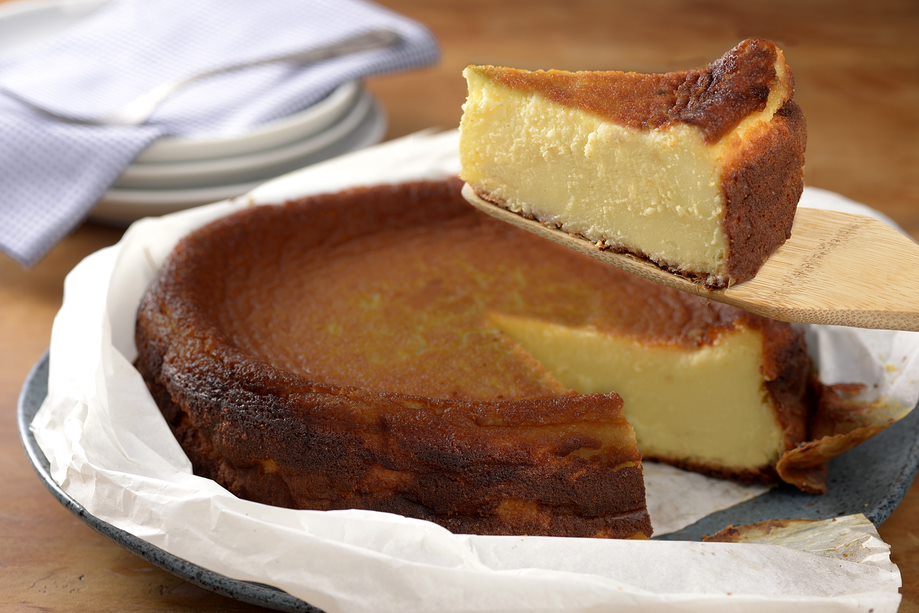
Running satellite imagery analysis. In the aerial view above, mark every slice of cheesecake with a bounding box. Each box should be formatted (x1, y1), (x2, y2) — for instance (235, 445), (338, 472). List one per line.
(489, 312), (809, 478)
(460, 39), (807, 288)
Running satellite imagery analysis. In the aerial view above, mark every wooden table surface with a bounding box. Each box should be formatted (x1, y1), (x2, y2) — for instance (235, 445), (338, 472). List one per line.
(2, 0), (917, 610)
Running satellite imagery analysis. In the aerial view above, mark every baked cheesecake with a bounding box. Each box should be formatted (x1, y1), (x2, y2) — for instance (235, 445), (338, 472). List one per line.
(136, 180), (836, 537)
(460, 39), (807, 288)
(136, 180), (652, 539)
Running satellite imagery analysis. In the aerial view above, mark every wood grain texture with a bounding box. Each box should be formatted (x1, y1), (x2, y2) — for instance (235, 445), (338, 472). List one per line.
(464, 185), (919, 331)
(1, 0), (917, 611)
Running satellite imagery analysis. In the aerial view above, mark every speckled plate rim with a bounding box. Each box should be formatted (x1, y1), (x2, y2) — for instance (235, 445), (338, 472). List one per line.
(17, 354), (321, 613)
(19, 347), (919, 607)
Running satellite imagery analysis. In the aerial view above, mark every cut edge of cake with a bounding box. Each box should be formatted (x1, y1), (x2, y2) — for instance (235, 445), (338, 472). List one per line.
(487, 310), (812, 481)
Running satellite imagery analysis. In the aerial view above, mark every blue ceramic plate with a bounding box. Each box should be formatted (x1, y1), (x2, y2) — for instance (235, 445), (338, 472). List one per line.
(19, 353), (919, 610)
(18, 356), (319, 613)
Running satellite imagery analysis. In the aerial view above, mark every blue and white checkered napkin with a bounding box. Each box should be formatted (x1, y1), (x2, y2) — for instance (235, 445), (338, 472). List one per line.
(0, 0), (438, 266)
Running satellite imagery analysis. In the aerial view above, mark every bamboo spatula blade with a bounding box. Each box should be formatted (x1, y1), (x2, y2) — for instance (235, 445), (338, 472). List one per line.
(461, 183), (919, 332)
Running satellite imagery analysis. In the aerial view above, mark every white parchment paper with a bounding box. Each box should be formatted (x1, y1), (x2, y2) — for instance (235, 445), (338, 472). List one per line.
(32, 131), (911, 612)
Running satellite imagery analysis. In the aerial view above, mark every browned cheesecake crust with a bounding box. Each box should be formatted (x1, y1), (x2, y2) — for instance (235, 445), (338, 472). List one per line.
(140, 354), (650, 537)
(721, 100), (807, 283)
(473, 39), (787, 145)
(135, 179), (652, 539)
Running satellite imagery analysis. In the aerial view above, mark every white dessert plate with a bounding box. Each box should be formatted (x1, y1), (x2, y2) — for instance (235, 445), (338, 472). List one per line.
(0, 0), (361, 163)
(92, 98), (387, 224)
(138, 82), (360, 164)
(114, 89), (374, 189)
(136, 81), (362, 163)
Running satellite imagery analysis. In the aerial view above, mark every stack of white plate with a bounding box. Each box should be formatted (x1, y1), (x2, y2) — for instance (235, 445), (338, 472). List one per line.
(0, 0), (388, 225)
(96, 82), (386, 224)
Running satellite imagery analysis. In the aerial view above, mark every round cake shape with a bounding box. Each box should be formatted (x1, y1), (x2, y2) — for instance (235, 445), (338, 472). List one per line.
(135, 179), (652, 538)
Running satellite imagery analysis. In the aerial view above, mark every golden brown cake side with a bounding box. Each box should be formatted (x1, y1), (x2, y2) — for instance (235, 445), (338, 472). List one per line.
(135, 180), (652, 539)
(721, 100), (807, 283)
(473, 38), (785, 144)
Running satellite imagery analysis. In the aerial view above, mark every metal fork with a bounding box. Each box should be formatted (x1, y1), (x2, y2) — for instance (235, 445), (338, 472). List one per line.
(17, 29), (401, 127)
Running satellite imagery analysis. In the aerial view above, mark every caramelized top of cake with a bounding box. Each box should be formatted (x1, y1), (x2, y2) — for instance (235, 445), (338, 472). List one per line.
(468, 38), (792, 143)
(169, 180), (763, 401)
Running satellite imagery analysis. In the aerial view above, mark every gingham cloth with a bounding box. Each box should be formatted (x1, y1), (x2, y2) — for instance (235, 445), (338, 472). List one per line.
(0, 0), (438, 266)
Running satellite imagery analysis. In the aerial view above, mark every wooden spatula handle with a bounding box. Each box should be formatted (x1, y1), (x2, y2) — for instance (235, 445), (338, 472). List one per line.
(462, 183), (919, 332)
(723, 208), (919, 331)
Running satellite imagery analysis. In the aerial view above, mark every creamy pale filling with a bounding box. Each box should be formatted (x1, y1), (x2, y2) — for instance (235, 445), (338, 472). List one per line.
(489, 313), (787, 471)
(460, 71), (727, 276)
